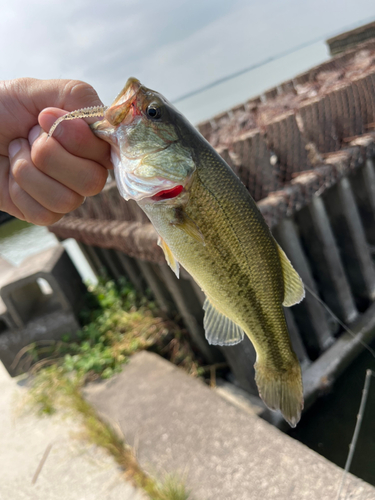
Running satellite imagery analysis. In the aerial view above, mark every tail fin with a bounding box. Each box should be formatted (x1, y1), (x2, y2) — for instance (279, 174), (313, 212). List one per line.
(254, 360), (304, 427)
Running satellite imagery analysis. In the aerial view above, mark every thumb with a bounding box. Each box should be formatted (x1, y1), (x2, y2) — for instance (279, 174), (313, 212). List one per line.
(25, 78), (103, 113)
(1, 78), (103, 149)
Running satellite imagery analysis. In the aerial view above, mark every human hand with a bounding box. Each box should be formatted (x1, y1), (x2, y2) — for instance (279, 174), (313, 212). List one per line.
(0, 78), (112, 225)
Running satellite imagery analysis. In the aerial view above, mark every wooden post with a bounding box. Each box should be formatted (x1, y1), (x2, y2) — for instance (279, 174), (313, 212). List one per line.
(350, 159), (375, 246)
(98, 248), (124, 282)
(273, 218), (334, 355)
(284, 308), (310, 367)
(324, 177), (375, 306)
(115, 251), (145, 293)
(76, 242), (99, 279)
(81, 245), (105, 276)
(220, 337), (259, 396)
(296, 196), (358, 324)
(136, 260), (175, 314)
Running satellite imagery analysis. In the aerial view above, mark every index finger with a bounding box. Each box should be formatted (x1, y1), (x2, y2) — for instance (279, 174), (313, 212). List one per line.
(38, 108), (113, 170)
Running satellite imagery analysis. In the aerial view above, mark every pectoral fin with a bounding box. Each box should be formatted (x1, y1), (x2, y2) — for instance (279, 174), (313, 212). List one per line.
(158, 237), (180, 278)
(203, 298), (244, 346)
(171, 209), (205, 245)
(276, 243), (305, 307)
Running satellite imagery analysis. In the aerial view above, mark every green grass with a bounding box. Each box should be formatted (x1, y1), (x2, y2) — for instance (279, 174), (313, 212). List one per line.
(24, 277), (204, 394)
(24, 364), (191, 499)
(22, 277), (198, 499)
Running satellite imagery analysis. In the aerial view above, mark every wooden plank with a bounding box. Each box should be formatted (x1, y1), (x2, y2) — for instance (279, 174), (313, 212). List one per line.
(231, 130), (281, 201)
(265, 112), (311, 183)
(179, 267), (206, 305)
(363, 159), (375, 216)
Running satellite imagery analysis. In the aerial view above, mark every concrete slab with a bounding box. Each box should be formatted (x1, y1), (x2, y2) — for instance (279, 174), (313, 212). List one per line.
(85, 351), (375, 500)
(1, 244), (85, 328)
(0, 311), (80, 376)
(0, 256), (14, 287)
(0, 362), (145, 500)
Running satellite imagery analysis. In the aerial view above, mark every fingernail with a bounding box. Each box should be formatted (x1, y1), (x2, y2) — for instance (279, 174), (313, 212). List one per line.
(8, 140), (22, 159)
(28, 124), (42, 146)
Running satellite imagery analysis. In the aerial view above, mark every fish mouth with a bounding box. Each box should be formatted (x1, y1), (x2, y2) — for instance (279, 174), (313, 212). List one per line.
(91, 77), (141, 135)
(91, 78), (191, 203)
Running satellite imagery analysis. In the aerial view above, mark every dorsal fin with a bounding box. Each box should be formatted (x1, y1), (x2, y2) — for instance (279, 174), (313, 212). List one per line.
(276, 243), (305, 307)
(203, 298), (244, 346)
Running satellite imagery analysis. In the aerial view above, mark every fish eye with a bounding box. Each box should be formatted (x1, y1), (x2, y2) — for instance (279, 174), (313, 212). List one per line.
(146, 104), (161, 120)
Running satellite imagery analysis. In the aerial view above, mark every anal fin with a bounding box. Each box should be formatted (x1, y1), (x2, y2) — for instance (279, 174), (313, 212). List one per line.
(203, 298), (244, 346)
(158, 237), (180, 278)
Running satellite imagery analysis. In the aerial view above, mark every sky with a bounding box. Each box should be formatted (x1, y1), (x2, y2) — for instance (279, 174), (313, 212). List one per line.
(2, 0), (375, 123)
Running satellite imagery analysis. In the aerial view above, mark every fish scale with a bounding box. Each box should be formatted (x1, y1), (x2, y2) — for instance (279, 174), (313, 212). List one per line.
(142, 154), (292, 366)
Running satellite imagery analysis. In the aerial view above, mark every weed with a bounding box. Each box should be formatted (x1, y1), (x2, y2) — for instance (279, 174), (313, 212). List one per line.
(23, 277), (204, 397)
(24, 365), (191, 499)
(22, 277), (196, 499)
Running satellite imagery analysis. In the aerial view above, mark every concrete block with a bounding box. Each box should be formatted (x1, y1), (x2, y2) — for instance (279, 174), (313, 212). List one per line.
(0, 245), (85, 328)
(0, 256), (14, 285)
(0, 258), (18, 331)
(0, 361), (146, 500)
(0, 310), (79, 376)
(84, 352), (375, 500)
(0, 297), (17, 332)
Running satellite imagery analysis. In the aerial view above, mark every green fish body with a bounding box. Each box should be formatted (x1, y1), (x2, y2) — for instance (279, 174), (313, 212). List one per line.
(139, 136), (304, 427)
(50, 78), (305, 426)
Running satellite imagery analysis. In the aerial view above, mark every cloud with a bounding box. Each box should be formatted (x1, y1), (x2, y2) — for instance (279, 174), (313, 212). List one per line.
(1, 0), (375, 109)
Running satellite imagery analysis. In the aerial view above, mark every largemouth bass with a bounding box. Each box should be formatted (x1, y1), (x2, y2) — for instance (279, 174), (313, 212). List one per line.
(49, 78), (305, 427)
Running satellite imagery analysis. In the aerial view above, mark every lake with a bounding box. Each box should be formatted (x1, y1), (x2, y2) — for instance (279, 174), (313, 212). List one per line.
(0, 218), (97, 283)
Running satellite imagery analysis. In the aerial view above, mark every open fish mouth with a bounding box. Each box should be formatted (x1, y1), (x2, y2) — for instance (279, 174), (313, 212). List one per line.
(90, 78), (194, 203)
(48, 77), (195, 203)
(91, 78), (142, 134)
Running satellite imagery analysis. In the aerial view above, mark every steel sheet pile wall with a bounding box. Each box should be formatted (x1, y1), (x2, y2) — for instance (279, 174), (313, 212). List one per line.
(49, 39), (375, 414)
(327, 20), (375, 56)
